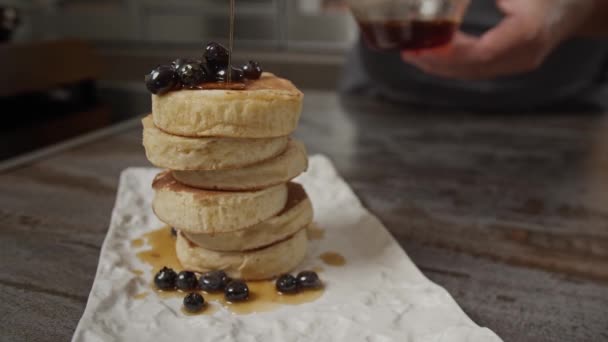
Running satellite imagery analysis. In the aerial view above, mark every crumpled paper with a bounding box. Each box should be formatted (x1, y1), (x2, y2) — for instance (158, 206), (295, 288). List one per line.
(72, 155), (502, 342)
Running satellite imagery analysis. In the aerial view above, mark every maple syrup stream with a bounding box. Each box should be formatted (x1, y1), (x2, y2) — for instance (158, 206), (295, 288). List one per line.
(227, 0), (235, 83)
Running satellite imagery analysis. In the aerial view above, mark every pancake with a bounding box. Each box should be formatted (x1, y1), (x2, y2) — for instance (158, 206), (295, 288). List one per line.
(176, 228), (308, 280)
(152, 171), (288, 233)
(172, 139), (308, 190)
(183, 182), (312, 251)
(152, 73), (303, 138)
(142, 115), (288, 171)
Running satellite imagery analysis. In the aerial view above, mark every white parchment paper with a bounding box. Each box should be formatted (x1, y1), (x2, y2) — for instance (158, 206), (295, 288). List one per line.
(72, 155), (502, 342)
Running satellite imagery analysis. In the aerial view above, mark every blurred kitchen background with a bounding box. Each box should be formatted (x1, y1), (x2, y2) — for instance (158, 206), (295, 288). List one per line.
(0, 0), (355, 160)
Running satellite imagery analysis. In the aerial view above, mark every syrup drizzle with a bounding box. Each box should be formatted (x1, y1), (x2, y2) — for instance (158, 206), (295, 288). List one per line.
(320, 252), (346, 266)
(307, 224), (325, 240)
(130, 269), (144, 276)
(131, 238), (144, 248)
(135, 226), (181, 271)
(133, 292), (149, 300)
(227, 0), (235, 83)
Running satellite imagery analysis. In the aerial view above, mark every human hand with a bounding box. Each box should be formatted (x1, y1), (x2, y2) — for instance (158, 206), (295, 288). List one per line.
(401, 0), (595, 80)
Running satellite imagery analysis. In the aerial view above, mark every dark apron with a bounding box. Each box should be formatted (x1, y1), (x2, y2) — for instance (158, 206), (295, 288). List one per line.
(339, 2), (608, 111)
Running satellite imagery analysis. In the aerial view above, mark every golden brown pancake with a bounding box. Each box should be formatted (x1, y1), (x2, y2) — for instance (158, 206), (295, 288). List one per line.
(176, 228), (308, 280)
(183, 182), (313, 251)
(142, 115), (288, 171)
(152, 73), (303, 138)
(152, 171), (288, 233)
(172, 139), (307, 190)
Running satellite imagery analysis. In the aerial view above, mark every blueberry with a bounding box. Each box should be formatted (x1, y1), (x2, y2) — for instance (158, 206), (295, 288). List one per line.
(171, 58), (198, 71)
(242, 60), (263, 79)
(225, 280), (249, 302)
(183, 292), (205, 313)
(218, 272), (232, 287)
(204, 42), (230, 70)
(231, 67), (245, 82)
(199, 272), (222, 292)
(215, 67), (245, 83)
(296, 271), (322, 289)
(154, 267), (177, 290)
(275, 274), (298, 294)
(199, 270), (231, 292)
(176, 271), (198, 291)
(145, 65), (177, 95)
(215, 68), (227, 82)
(177, 63), (207, 88)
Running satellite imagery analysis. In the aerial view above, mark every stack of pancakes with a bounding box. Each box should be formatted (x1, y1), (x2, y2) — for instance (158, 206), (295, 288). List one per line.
(142, 73), (312, 280)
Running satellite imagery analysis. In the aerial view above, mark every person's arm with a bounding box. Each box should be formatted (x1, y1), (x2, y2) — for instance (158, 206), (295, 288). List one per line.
(401, 0), (606, 80)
